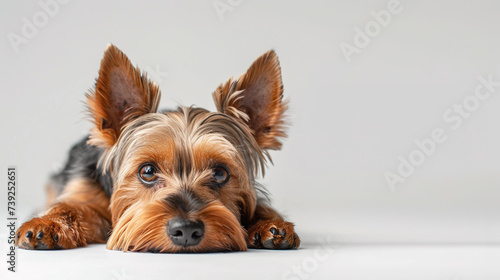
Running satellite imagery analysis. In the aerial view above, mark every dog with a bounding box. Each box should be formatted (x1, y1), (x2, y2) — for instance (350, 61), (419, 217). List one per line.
(15, 45), (300, 252)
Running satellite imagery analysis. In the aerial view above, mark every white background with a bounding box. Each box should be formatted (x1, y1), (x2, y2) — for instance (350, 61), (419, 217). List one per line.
(1, 0), (499, 279)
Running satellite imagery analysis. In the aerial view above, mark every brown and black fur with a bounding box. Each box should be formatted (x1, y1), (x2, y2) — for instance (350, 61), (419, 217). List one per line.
(15, 45), (300, 252)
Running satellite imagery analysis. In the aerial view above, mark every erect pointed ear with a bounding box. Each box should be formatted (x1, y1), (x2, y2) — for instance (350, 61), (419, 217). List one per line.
(213, 50), (287, 150)
(86, 44), (161, 148)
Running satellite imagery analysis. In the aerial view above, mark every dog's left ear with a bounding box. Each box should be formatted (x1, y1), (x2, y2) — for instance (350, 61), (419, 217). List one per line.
(86, 44), (161, 148)
(213, 50), (287, 150)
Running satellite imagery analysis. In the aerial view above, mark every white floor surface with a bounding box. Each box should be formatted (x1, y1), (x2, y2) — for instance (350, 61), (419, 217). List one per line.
(1, 235), (499, 280)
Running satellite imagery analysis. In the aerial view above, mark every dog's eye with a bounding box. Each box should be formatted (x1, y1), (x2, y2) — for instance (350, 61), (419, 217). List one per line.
(212, 165), (230, 186)
(138, 164), (158, 184)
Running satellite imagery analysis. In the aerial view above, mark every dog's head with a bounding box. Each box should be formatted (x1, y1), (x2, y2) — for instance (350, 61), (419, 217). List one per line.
(86, 45), (287, 252)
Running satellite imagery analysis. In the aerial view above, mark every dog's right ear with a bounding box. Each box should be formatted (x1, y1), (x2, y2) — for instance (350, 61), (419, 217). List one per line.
(86, 44), (161, 148)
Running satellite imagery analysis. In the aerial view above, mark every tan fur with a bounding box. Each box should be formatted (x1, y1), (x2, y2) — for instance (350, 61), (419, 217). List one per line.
(16, 178), (111, 249)
(213, 50), (288, 150)
(86, 45), (161, 148)
(16, 45), (299, 252)
(104, 108), (260, 252)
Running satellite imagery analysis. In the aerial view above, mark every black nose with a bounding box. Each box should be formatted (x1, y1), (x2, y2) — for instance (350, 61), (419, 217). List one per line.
(167, 218), (204, 247)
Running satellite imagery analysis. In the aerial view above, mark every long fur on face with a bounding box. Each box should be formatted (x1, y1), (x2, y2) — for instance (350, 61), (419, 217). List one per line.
(15, 45), (298, 253)
(103, 107), (264, 252)
(81, 45), (290, 253)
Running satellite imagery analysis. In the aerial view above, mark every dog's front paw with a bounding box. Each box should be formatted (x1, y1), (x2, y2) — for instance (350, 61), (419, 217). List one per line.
(247, 220), (300, 249)
(16, 217), (83, 250)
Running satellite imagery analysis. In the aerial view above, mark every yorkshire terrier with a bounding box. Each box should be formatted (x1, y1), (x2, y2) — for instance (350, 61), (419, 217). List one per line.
(15, 45), (300, 252)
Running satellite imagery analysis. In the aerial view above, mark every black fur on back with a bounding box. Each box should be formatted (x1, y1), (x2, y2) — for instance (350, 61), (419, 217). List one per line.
(50, 136), (113, 197)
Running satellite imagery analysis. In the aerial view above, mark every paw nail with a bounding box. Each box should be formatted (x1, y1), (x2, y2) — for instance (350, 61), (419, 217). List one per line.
(53, 234), (59, 243)
(254, 232), (261, 243)
(262, 239), (275, 249)
(36, 231), (44, 240)
(270, 227), (278, 235)
(25, 231), (33, 239)
(279, 240), (291, 249)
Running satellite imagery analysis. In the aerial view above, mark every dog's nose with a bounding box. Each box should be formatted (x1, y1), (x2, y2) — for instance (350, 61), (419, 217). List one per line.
(167, 218), (204, 247)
